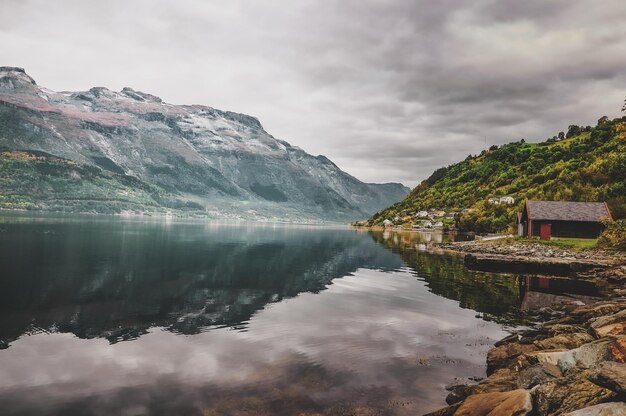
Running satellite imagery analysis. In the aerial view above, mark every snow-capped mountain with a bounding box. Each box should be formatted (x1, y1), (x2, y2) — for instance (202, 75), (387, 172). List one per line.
(0, 67), (408, 221)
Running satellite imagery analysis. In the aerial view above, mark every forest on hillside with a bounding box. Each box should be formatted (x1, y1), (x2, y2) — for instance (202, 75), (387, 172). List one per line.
(368, 114), (626, 234)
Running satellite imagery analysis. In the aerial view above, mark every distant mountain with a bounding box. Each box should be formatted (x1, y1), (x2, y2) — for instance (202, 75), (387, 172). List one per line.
(0, 67), (408, 221)
(368, 115), (626, 232)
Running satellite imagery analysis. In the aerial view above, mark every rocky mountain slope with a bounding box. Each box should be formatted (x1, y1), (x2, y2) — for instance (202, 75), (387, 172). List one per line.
(0, 67), (408, 221)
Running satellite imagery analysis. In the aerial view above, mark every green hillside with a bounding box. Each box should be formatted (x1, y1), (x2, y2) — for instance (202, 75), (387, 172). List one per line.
(367, 116), (626, 233)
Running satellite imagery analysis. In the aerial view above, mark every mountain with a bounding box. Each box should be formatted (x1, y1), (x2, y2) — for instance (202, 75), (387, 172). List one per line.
(368, 115), (626, 232)
(0, 67), (408, 221)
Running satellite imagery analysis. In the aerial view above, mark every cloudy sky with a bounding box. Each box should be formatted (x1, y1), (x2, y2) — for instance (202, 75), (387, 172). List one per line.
(2, 0), (625, 186)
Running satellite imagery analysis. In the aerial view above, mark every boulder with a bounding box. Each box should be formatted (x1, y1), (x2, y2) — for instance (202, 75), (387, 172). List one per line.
(534, 375), (616, 415)
(592, 322), (626, 338)
(534, 333), (594, 350)
(453, 389), (533, 416)
(589, 361), (626, 394)
(487, 343), (537, 374)
(564, 402), (626, 415)
(589, 310), (626, 330)
(518, 363), (562, 389)
(532, 338), (614, 373)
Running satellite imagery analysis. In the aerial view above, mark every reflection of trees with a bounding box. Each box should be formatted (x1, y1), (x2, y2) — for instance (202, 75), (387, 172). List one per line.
(0, 224), (403, 348)
(368, 231), (533, 325)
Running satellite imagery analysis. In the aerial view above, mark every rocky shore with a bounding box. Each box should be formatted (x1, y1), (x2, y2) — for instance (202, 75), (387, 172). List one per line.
(437, 240), (626, 282)
(437, 240), (623, 263)
(425, 240), (626, 415)
(426, 298), (626, 415)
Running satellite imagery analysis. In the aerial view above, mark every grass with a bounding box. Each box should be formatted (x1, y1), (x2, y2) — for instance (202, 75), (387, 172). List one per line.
(485, 236), (598, 251)
(535, 237), (598, 250)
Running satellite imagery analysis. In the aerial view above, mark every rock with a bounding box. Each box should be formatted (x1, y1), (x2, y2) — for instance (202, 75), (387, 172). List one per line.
(564, 402), (626, 415)
(610, 338), (626, 363)
(590, 310), (626, 330)
(487, 343), (537, 374)
(446, 384), (476, 405)
(534, 375), (617, 415)
(474, 368), (520, 395)
(495, 333), (520, 347)
(535, 333), (594, 350)
(532, 338), (615, 373)
(592, 322), (626, 338)
(588, 361), (626, 395)
(518, 363), (562, 389)
(423, 403), (461, 416)
(453, 389), (533, 416)
(544, 324), (587, 335)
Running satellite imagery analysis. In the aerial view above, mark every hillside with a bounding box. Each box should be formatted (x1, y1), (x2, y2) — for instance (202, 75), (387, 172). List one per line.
(0, 67), (408, 221)
(368, 116), (626, 232)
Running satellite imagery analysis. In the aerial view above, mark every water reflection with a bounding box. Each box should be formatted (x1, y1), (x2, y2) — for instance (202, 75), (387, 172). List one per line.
(372, 229), (612, 319)
(0, 217), (402, 348)
(0, 216), (613, 415)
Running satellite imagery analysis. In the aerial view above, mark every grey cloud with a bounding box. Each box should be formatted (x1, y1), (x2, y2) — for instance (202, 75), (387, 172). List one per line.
(1, 0), (625, 186)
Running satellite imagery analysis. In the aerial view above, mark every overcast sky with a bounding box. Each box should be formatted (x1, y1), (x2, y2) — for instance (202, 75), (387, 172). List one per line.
(2, 0), (625, 186)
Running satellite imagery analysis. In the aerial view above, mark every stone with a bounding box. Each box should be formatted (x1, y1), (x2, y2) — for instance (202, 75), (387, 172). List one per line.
(474, 368), (520, 395)
(533, 338), (615, 373)
(487, 343), (537, 374)
(423, 403), (461, 416)
(564, 402), (626, 415)
(610, 338), (626, 363)
(534, 376), (617, 415)
(453, 389), (533, 416)
(592, 322), (626, 338)
(495, 333), (520, 347)
(518, 363), (562, 389)
(535, 333), (594, 350)
(589, 361), (626, 394)
(590, 310), (626, 330)
(446, 384), (476, 405)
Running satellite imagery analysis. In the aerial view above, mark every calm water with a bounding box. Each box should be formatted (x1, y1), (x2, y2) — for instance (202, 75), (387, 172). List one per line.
(0, 214), (612, 415)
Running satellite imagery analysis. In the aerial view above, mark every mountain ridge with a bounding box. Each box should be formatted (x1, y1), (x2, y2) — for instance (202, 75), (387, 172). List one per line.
(0, 67), (408, 221)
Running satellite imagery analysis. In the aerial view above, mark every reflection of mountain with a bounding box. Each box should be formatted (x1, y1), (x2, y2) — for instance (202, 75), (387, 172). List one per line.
(0, 220), (402, 349)
(368, 231), (612, 324)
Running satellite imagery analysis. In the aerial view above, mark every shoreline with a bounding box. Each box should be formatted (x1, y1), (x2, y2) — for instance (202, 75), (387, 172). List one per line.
(426, 296), (626, 416)
(424, 240), (626, 415)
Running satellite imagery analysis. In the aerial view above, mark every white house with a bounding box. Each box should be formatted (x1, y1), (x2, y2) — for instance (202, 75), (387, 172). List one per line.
(383, 219), (393, 228)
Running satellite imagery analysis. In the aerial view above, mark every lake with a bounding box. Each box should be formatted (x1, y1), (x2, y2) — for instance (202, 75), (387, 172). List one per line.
(0, 214), (612, 415)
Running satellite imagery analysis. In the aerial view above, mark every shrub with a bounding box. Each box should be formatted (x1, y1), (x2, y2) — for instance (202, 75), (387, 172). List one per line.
(598, 219), (626, 251)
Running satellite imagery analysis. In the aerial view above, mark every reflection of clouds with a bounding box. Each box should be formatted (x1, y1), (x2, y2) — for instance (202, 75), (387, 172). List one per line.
(0, 268), (507, 413)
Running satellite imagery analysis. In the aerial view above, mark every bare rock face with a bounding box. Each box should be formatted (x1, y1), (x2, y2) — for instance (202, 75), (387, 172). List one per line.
(453, 389), (533, 416)
(0, 67), (409, 220)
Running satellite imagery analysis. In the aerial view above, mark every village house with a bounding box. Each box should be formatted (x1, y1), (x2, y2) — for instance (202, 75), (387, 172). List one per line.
(517, 200), (613, 239)
(383, 219), (393, 229)
(488, 196), (515, 205)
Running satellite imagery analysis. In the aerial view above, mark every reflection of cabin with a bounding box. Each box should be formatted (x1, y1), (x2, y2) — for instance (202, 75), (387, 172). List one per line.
(517, 200), (612, 239)
(517, 275), (602, 310)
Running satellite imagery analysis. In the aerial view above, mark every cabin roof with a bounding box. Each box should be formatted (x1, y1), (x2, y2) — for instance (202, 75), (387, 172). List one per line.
(525, 200), (612, 222)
